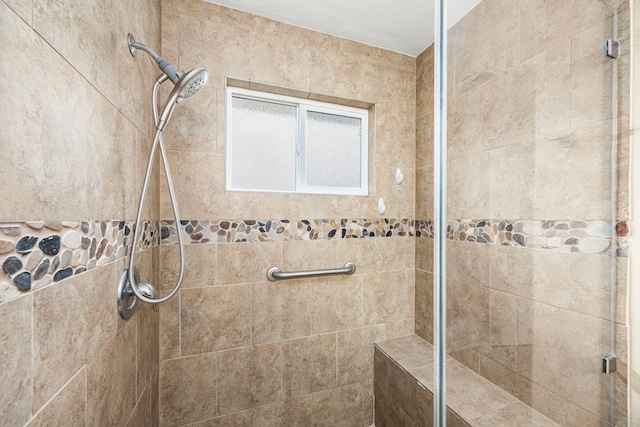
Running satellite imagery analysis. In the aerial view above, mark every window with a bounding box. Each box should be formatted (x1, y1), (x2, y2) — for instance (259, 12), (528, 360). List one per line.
(226, 87), (368, 195)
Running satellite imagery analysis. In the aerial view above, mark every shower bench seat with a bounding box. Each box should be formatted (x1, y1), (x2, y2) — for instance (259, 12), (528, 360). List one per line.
(373, 335), (560, 426)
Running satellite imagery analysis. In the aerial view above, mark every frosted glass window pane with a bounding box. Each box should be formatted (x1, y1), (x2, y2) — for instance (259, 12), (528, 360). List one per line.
(306, 111), (362, 188)
(230, 96), (297, 191)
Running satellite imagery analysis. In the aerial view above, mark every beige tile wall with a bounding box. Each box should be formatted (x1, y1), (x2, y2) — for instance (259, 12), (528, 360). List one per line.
(158, 1), (416, 426)
(2, 0), (628, 425)
(415, 0), (630, 426)
(0, 0), (162, 425)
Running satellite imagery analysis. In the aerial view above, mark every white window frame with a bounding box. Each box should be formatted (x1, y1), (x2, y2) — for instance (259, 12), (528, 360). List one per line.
(226, 87), (369, 196)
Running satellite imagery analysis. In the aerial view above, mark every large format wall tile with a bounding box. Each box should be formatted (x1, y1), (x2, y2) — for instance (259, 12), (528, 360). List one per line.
(137, 301), (160, 400)
(415, 270), (433, 342)
(310, 275), (364, 334)
(33, 0), (119, 103)
(362, 270), (414, 326)
(281, 239), (338, 272)
(252, 399), (311, 426)
(0, 2), (88, 222)
(520, 0), (607, 61)
(529, 39), (572, 137)
(160, 243), (217, 290)
(447, 153), (489, 219)
(447, 279), (490, 353)
(126, 379), (152, 427)
(216, 242), (281, 285)
(529, 302), (610, 420)
(116, 1), (155, 137)
(252, 281), (311, 344)
(303, 382), (365, 427)
(447, 84), (486, 158)
(453, 0), (520, 96)
(533, 121), (611, 220)
(27, 368), (86, 427)
(251, 15), (312, 92)
(217, 343), (282, 415)
(159, 290), (181, 361)
(32, 262), (116, 411)
(181, 284), (251, 354)
(481, 67), (536, 150)
(0, 295), (32, 426)
(487, 142), (535, 219)
(86, 322), (137, 427)
(162, 85), (219, 153)
(160, 353), (218, 426)
(570, 15), (616, 129)
(282, 333), (338, 397)
(3, 0), (30, 23)
(179, 13), (251, 87)
(86, 94), (137, 220)
(310, 35), (369, 103)
(338, 325), (387, 386)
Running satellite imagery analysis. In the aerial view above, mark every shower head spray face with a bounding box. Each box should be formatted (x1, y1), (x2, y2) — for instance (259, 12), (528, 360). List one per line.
(176, 68), (208, 103)
(156, 67), (209, 131)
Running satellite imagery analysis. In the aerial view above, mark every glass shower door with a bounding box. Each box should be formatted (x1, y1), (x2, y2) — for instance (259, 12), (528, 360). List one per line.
(430, 0), (622, 425)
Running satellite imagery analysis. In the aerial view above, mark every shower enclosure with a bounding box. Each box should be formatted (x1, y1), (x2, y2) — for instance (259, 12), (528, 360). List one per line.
(423, 0), (627, 425)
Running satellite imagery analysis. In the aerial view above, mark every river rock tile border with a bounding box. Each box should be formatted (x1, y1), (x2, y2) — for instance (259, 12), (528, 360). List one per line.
(159, 218), (417, 244)
(0, 220), (159, 304)
(445, 219), (628, 256)
(160, 218), (628, 257)
(0, 217), (629, 304)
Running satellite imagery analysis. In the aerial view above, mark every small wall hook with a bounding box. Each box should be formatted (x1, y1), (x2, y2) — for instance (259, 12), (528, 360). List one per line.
(378, 198), (386, 215)
(395, 168), (404, 184)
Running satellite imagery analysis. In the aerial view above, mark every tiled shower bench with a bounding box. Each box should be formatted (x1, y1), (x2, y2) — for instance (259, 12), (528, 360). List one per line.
(373, 335), (559, 426)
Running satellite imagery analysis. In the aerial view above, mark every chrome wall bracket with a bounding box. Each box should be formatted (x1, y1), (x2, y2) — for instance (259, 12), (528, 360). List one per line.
(117, 266), (139, 320)
(127, 33), (138, 57)
(117, 266), (159, 319)
(605, 39), (619, 59)
(602, 354), (617, 374)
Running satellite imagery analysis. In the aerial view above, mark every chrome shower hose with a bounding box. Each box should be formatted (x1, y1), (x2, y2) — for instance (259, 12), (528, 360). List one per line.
(127, 75), (185, 305)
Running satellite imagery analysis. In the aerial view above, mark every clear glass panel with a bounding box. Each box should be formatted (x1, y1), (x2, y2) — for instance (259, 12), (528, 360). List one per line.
(427, 1), (620, 425)
(305, 111), (362, 189)
(230, 96), (297, 191)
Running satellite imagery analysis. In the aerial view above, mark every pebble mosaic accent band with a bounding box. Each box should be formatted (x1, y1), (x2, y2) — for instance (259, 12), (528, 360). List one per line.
(442, 219), (630, 257)
(0, 217), (629, 304)
(162, 218), (629, 257)
(159, 218), (416, 244)
(0, 220), (159, 304)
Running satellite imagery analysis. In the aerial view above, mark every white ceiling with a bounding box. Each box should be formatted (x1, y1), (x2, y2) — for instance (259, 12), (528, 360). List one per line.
(204, 0), (482, 57)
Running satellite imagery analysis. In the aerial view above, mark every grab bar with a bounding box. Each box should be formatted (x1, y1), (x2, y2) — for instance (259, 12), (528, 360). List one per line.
(267, 262), (356, 282)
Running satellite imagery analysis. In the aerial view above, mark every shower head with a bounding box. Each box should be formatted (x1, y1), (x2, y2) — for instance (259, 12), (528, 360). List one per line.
(127, 33), (208, 131)
(168, 67), (208, 105)
(156, 67), (208, 131)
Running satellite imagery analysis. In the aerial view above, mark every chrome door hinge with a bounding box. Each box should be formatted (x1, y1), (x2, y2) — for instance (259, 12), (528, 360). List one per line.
(605, 39), (619, 59)
(602, 354), (617, 374)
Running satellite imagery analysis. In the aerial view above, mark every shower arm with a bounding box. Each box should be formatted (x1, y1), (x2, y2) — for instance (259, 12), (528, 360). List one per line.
(127, 74), (186, 305)
(127, 33), (181, 85)
(128, 34), (160, 60)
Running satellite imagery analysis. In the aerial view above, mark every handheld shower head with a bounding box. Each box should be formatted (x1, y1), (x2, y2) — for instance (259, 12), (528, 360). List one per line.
(156, 67), (208, 131)
(171, 67), (209, 104)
